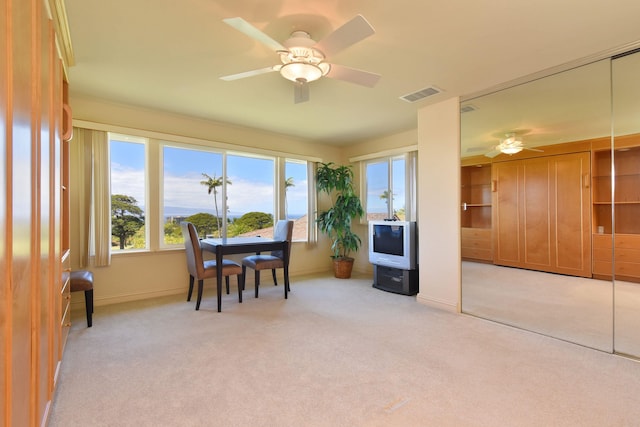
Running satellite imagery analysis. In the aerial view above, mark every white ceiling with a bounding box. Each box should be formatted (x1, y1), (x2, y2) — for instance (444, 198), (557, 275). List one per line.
(65, 0), (640, 146)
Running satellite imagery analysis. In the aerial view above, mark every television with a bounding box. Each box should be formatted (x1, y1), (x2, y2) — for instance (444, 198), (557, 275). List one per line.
(368, 220), (417, 270)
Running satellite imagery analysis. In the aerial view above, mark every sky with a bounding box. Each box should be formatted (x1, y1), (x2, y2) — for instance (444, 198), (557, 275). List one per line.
(366, 158), (406, 214)
(110, 138), (309, 218)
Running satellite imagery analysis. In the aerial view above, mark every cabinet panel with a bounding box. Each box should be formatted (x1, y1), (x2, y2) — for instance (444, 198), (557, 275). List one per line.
(461, 228), (492, 261)
(2, 0), (68, 424)
(461, 247), (493, 261)
(493, 162), (521, 264)
(461, 227), (492, 240)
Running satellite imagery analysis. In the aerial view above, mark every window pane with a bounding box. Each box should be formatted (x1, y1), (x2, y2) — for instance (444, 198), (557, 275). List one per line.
(110, 136), (146, 250)
(366, 161), (389, 221)
(285, 160), (308, 241)
(227, 154), (275, 238)
(162, 145), (223, 244)
(392, 157), (406, 220)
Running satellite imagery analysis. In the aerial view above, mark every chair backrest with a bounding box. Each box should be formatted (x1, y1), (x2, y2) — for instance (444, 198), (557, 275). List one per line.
(271, 220), (294, 260)
(181, 222), (205, 279)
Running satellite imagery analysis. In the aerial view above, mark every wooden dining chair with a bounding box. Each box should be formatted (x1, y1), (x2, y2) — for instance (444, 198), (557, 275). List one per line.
(242, 219), (294, 298)
(181, 222), (244, 310)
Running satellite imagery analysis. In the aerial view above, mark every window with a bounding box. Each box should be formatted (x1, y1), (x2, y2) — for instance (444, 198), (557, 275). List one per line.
(104, 129), (314, 252)
(364, 154), (414, 221)
(227, 154), (275, 238)
(162, 145), (223, 243)
(109, 134), (147, 251)
(285, 159), (309, 241)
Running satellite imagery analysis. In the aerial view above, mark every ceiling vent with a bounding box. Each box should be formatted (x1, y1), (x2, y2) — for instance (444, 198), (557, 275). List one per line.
(400, 86), (442, 103)
(460, 104), (477, 113)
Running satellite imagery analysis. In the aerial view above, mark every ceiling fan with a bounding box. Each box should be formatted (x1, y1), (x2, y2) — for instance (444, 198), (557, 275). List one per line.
(220, 15), (381, 103)
(468, 133), (544, 158)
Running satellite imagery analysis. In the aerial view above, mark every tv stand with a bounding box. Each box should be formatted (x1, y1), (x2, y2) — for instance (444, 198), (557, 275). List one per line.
(372, 265), (418, 296)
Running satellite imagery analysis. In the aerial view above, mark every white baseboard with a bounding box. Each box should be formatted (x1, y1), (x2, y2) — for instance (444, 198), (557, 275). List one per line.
(416, 293), (460, 313)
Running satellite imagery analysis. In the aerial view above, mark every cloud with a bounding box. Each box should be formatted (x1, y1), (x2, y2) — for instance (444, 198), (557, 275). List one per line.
(115, 167), (310, 216)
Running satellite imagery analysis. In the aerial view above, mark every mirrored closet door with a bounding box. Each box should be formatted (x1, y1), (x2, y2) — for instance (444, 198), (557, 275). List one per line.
(612, 50), (640, 358)
(460, 59), (615, 352)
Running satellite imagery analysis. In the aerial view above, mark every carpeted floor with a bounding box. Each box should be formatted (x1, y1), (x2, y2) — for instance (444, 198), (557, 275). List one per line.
(49, 274), (640, 427)
(461, 261), (614, 351)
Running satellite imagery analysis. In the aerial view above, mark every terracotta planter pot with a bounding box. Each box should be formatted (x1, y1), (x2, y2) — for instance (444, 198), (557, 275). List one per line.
(333, 257), (354, 279)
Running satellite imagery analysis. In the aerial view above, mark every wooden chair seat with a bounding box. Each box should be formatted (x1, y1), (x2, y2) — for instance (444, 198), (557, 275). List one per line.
(70, 270), (94, 327)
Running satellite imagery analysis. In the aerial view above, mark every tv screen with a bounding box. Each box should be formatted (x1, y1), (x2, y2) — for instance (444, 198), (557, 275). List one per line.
(373, 224), (404, 256)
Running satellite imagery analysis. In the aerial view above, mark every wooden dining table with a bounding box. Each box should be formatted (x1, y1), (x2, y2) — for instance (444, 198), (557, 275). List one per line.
(200, 236), (290, 312)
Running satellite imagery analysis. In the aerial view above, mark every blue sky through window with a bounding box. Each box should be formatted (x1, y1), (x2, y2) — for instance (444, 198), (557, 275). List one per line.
(111, 138), (308, 219)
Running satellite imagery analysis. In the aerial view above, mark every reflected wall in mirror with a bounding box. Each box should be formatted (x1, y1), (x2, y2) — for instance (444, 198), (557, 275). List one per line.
(460, 59), (614, 352)
(612, 50), (640, 358)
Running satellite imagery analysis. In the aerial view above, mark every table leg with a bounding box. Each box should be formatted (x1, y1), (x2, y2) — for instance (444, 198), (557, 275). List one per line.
(284, 241), (289, 299)
(216, 246), (223, 312)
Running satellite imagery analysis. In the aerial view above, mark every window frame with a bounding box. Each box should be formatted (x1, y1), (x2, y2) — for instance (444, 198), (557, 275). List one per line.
(360, 151), (417, 223)
(81, 121), (320, 257)
(108, 132), (149, 252)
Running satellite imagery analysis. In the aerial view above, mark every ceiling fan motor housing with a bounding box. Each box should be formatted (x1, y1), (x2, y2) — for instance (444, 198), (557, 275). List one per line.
(278, 31), (330, 82)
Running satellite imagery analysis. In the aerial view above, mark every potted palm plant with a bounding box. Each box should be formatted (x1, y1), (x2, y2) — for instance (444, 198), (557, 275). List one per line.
(316, 162), (364, 278)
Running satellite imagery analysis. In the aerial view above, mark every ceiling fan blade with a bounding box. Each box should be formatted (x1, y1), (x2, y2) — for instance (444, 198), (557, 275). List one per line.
(294, 82), (309, 104)
(326, 64), (380, 87)
(223, 17), (285, 52)
(314, 15), (375, 57)
(523, 147), (544, 152)
(484, 150), (501, 158)
(467, 146), (490, 153)
(220, 66), (277, 81)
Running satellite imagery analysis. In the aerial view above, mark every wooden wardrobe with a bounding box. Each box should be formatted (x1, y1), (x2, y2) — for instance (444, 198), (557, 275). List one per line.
(1, 1), (72, 425)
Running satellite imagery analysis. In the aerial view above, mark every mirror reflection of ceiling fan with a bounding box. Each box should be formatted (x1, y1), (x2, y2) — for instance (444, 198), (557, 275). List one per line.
(468, 132), (544, 158)
(220, 15), (381, 103)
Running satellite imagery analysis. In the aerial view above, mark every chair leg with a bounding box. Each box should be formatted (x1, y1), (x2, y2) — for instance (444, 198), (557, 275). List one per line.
(225, 276), (230, 294)
(196, 279), (204, 310)
(187, 275), (194, 301)
(272, 269), (278, 286)
(241, 265), (246, 290)
(255, 270), (260, 298)
(237, 274), (243, 303)
(84, 289), (93, 327)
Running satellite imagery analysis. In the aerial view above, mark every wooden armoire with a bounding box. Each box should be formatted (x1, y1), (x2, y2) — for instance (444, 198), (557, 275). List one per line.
(1, 1), (73, 425)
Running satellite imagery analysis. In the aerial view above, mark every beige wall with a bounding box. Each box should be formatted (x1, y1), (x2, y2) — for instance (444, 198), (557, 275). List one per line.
(416, 98), (461, 312)
(69, 96), (342, 308)
(68, 95), (461, 311)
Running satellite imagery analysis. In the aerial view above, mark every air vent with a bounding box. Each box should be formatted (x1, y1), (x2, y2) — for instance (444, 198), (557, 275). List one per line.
(400, 86), (442, 103)
(460, 104), (477, 113)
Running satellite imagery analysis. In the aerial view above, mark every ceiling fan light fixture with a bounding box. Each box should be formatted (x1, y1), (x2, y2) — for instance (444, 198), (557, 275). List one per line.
(499, 134), (524, 155)
(280, 62), (324, 83)
(501, 146), (523, 155)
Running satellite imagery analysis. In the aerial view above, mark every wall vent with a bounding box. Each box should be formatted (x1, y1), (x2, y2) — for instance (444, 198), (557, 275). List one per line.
(399, 86), (442, 103)
(460, 104), (477, 113)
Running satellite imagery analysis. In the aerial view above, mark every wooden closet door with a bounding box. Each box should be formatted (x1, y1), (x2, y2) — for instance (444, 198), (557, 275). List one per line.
(521, 157), (553, 269)
(553, 152), (592, 277)
(493, 161), (522, 266)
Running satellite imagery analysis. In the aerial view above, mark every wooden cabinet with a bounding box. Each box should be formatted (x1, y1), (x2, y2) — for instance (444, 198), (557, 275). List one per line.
(592, 145), (640, 282)
(1, 0), (72, 425)
(493, 152), (592, 277)
(461, 163), (492, 262)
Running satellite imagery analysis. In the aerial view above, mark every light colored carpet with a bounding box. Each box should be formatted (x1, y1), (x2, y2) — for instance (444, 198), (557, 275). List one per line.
(49, 274), (640, 427)
(462, 261), (614, 351)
